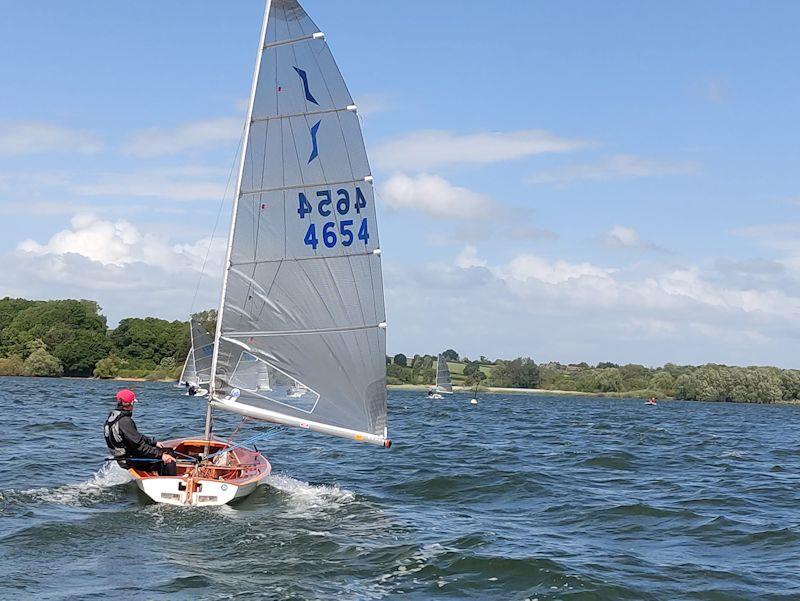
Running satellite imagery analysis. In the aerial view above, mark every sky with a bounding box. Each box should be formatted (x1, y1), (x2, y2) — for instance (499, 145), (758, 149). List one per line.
(1, 1), (800, 367)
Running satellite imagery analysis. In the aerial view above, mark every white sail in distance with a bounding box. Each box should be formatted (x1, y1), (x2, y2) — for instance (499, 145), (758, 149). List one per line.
(178, 349), (197, 386)
(180, 319), (215, 385)
(209, 0), (388, 447)
(435, 354), (453, 393)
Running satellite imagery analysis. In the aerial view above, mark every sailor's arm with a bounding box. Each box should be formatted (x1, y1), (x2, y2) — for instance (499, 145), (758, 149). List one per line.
(119, 417), (162, 459)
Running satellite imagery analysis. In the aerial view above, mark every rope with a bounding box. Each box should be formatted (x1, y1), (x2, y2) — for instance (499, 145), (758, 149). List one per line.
(205, 425), (285, 461)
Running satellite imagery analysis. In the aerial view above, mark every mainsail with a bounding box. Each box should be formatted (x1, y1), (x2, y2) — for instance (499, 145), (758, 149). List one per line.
(435, 354), (453, 393)
(179, 319), (215, 386)
(208, 0), (388, 446)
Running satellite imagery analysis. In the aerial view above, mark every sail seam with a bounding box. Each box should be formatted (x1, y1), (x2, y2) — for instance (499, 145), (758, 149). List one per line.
(252, 105), (354, 123)
(223, 323), (382, 338)
(231, 250), (378, 267)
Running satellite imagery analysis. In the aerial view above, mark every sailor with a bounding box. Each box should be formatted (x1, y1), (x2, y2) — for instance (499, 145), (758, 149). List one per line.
(187, 383), (198, 396)
(104, 389), (177, 476)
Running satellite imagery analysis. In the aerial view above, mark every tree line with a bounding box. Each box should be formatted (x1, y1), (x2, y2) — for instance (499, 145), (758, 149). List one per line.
(0, 297), (196, 380)
(2, 297), (799, 403)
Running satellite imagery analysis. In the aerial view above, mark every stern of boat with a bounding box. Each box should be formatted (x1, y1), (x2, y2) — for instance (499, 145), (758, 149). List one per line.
(129, 438), (271, 506)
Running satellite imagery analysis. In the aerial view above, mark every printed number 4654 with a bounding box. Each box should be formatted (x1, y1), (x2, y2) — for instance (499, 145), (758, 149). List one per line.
(304, 218), (369, 250)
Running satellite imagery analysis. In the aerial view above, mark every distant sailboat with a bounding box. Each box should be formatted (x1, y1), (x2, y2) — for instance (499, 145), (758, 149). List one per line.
(427, 354), (453, 399)
(128, 0), (389, 506)
(177, 318), (214, 396)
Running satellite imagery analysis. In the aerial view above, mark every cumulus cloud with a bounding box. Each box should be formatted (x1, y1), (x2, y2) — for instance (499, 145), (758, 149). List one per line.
(383, 246), (800, 367)
(17, 213), (224, 272)
(0, 121), (103, 156)
(373, 129), (589, 171)
(380, 172), (494, 219)
(526, 154), (697, 184)
(122, 117), (242, 157)
(6, 214), (226, 324)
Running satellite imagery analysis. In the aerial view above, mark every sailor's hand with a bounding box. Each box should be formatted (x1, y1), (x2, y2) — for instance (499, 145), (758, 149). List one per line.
(156, 441), (164, 448)
(162, 453), (176, 463)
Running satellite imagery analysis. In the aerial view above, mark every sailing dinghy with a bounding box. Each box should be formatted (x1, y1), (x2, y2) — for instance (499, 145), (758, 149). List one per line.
(427, 354), (453, 399)
(129, 0), (389, 507)
(177, 318), (215, 396)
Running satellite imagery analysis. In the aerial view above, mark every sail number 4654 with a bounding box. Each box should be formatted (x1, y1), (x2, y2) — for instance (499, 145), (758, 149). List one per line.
(298, 188), (369, 250)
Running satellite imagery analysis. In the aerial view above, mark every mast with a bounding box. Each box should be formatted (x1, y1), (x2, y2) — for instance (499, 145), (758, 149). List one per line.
(205, 0), (273, 442)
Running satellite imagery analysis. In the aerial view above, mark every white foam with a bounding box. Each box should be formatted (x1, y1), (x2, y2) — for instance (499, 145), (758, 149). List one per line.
(265, 472), (354, 513)
(15, 462), (132, 506)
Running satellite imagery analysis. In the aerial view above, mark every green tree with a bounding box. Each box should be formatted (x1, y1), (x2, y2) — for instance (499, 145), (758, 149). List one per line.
(94, 354), (124, 379)
(442, 349), (459, 362)
(491, 357), (540, 388)
(0, 355), (24, 376)
(463, 361), (481, 377)
(23, 348), (63, 377)
(393, 353), (407, 367)
(55, 330), (112, 377)
(648, 371), (676, 397)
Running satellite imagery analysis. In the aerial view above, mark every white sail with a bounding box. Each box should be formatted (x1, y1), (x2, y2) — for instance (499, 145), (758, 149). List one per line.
(435, 354), (453, 393)
(209, 0), (388, 447)
(179, 319), (215, 386)
(178, 348), (197, 386)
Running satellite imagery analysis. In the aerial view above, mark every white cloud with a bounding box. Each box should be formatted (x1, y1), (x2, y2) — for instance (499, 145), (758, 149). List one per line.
(0, 121), (103, 156)
(373, 129), (589, 171)
(455, 245), (487, 269)
(382, 246), (800, 366)
(526, 154), (697, 184)
(380, 172), (494, 219)
(17, 213), (224, 272)
(599, 225), (664, 252)
(4, 214), (226, 324)
(122, 117), (242, 157)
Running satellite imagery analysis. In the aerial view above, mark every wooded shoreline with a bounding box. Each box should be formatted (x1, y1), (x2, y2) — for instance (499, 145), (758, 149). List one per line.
(2, 297), (800, 405)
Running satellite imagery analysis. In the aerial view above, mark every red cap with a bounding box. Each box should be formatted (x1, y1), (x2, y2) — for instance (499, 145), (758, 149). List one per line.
(115, 389), (137, 404)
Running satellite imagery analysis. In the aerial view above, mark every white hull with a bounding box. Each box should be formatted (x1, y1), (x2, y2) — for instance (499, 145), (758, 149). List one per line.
(129, 438), (271, 506)
(133, 473), (262, 506)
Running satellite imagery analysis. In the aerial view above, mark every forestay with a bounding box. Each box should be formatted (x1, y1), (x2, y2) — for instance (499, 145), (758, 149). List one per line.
(209, 0), (388, 446)
(435, 354), (453, 393)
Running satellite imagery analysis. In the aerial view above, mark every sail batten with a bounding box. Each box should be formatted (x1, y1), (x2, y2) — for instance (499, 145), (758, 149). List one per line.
(241, 176), (372, 196)
(210, 0), (388, 446)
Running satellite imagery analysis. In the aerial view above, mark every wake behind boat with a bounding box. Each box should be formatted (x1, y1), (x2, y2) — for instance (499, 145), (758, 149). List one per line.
(123, 0), (390, 506)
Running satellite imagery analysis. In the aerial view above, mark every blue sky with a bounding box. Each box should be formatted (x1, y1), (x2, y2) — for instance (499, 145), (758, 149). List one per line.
(1, 1), (800, 367)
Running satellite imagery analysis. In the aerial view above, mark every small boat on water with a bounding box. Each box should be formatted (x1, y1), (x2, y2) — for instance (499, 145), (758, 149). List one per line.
(177, 318), (215, 397)
(130, 438), (271, 506)
(645, 397), (658, 406)
(426, 354), (453, 399)
(129, 0), (390, 506)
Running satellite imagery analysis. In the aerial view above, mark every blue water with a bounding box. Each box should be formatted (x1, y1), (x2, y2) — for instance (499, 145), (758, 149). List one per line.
(1, 377), (799, 600)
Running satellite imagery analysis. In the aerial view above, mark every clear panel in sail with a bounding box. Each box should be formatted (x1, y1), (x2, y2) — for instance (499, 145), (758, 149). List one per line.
(212, 0), (387, 440)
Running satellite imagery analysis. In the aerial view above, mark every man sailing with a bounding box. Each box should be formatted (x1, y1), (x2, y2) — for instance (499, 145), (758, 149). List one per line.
(104, 389), (177, 475)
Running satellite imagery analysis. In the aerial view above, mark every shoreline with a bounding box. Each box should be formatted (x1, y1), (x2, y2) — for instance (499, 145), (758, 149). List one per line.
(5, 376), (799, 404)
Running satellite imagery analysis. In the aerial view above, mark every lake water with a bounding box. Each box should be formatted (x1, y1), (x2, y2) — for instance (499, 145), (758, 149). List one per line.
(1, 377), (798, 600)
